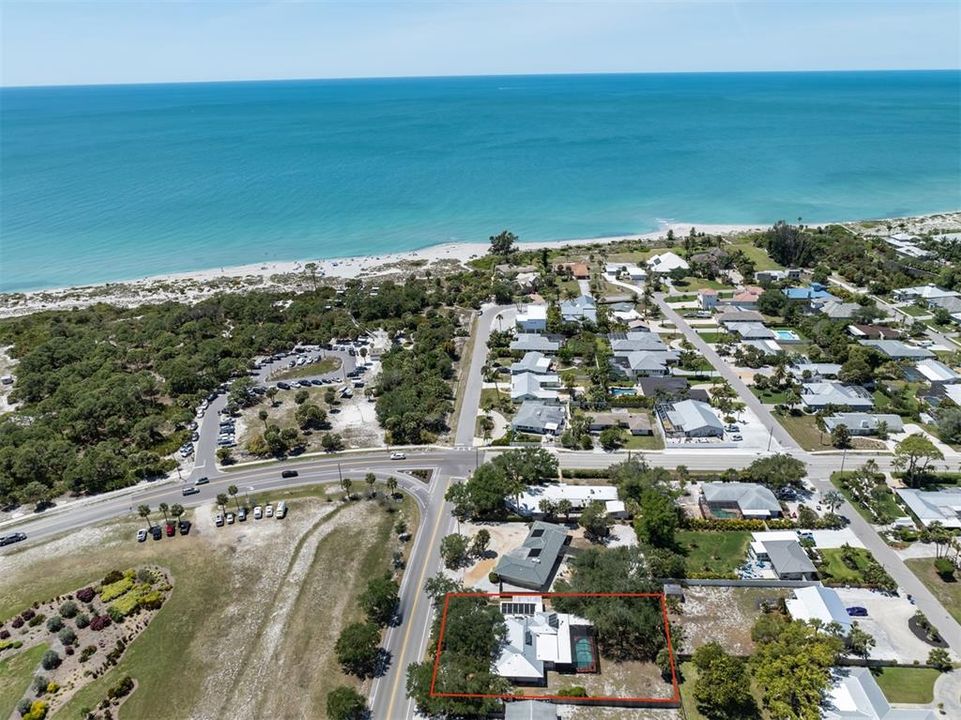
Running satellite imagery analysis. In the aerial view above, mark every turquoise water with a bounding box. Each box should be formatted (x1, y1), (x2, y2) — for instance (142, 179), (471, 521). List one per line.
(2, 71), (959, 292)
(773, 329), (801, 341)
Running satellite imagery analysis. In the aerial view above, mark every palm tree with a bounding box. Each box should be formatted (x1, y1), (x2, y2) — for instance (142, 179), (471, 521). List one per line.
(228, 484), (240, 511)
(137, 504), (152, 529)
(216, 493), (229, 515)
(158, 502), (170, 524)
(365, 472), (377, 498)
(823, 490), (844, 516)
(340, 478), (353, 500)
(258, 410), (269, 429)
(171, 503), (185, 526)
(557, 499), (573, 522)
(386, 477), (398, 497)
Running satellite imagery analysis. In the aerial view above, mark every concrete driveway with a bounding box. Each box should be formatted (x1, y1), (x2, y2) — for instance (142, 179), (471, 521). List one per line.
(835, 588), (934, 663)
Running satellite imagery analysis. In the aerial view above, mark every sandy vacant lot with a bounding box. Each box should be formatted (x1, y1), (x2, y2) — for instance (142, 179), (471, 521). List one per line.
(674, 586), (788, 655)
(0, 488), (415, 720)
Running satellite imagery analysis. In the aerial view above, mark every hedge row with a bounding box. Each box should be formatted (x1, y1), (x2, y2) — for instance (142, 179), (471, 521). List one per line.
(560, 469), (612, 479)
(100, 577), (134, 603)
(683, 516), (844, 532)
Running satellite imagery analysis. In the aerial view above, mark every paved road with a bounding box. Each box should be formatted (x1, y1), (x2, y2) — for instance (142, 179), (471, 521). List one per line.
(653, 292), (800, 451)
(453, 304), (514, 447)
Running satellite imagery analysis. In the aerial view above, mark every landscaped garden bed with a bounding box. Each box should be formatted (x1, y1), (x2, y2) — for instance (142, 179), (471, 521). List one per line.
(0, 566), (172, 718)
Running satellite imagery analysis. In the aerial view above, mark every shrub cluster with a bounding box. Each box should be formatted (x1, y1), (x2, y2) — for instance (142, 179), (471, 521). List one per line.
(89, 615), (112, 632)
(99, 577), (134, 603)
(107, 675), (135, 700)
(75, 588), (95, 603)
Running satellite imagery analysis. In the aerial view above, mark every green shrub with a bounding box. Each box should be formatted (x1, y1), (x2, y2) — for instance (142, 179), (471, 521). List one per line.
(40, 650), (61, 671)
(557, 686), (588, 697)
(57, 627), (77, 646)
(935, 557), (955, 580)
(58, 601), (78, 619)
(45, 616), (63, 632)
(101, 570), (124, 586)
(74, 613), (89, 629)
(107, 675), (135, 699)
(27, 614), (46, 628)
(100, 577), (134, 602)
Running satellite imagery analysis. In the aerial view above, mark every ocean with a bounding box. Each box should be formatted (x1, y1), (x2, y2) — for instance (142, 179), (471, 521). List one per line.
(1, 71), (959, 292)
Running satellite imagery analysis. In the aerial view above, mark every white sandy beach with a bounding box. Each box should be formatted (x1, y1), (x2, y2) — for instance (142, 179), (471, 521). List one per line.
(3, 211), (958, 320)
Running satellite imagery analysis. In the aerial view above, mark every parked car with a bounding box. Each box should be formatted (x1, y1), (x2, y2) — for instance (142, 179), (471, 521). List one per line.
(276, 501), (287, 519)
(731, 434), (743, 441)
(182, 486), (200, 497)
(254, 506), (263, 520)
(195, 477), (210, 485)
(178, 520), (191, 535)
(265, 505), (274, 518)
(277, 381), (291, 390)
(846, 606), (868, 617)
(215, 513), (224, 527)
(390, 451), (406, 460)
(237, 508), (247, 522)
(0, 532), (27, 547)
(281, 470), (299, 478)
(151, 526), (163, 540)
(226, 513), (235, 525)
(165, 522), (176, 537)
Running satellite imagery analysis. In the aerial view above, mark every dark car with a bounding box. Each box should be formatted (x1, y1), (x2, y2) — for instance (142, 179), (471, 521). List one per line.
(846, 606), (868, 617)
(195, 477), (210, 485)
(276, 381), (291, 390)
(178, 520), (192, 535)
(165, 522), (176, 537)
(150, 526), (162, 540)
(281, 470), (299, 479)
(0, 532), (27, 546)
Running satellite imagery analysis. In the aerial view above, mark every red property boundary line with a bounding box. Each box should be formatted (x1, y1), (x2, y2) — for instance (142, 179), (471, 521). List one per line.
(428, 591), (680, 704)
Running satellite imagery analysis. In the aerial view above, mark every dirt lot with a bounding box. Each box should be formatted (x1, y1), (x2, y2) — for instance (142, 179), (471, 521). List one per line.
(673, 586), (788, 655)
(0, 345), (17, 413)
(0, 488), (415, 720)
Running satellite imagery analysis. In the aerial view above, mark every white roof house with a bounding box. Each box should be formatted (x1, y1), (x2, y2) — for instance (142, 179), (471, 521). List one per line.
(511, 351), (553, 375)
(516, 304), (548, 333)
(647, 251), (690, 274)
(789, 363), (842, 380)
(822, 413), (904, 436)
(859, 340), (935, 360)
(729, 321), (776, 340)
(702, 482), (781, 518)
(559, 295), (597, 324)
(495, 609), (592, 682)
(511, 334), (562, 354)
(511, 373), (560, 402)
(512, 401), (566, 435)
(822, 667), (936, 720)
(504, 701), (558, 720)
(666, 399), (724, 437)
(800, 382), (874, 411)
(893, 285), (959, 303)
(606, 263), (647, 281)
(913, 358), (961, 385)
(510, 484), (621, 517)
(609, 331), (667, 353)
(895, 488), (961, 529)
(785, 586), (852, 632)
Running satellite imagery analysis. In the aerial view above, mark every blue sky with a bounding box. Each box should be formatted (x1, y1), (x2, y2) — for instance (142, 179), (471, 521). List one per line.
(2, 1), (959, 87)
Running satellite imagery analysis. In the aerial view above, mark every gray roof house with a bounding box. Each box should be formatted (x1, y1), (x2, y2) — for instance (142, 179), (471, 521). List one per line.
(728, 321), (776, 340)
(559, 295), (597, 324)
(665, 399), (724, 437)
(822, 667), (936, 720)
(512, 401), (566, 436)
(611, 350), (676, 379)
(510, 351), (553, 375)
(608, 331), (667, 353)
(716, 310), (765, 324)
(505, 701), (559, 720)
(910, 358), (961, 385)
(819, 301), (862, 320)
(756, 539), (817, 580)
(823, 413), (904, 436)
(511, 334), (562, 354)
(895, 488), (961, 528)
(494, 521), (570, 590)
(702, 482), (781, 518)
(789, 362), (842, 380)
(859, 340), (935, 360)
(800, 382), (874, 411)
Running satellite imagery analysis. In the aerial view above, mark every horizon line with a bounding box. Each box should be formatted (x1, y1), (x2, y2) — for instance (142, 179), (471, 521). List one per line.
(2, 66), (959, 91)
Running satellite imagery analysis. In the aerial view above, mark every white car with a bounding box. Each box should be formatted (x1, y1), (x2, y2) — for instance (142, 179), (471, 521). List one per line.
(276, 502), (287, 519)
(265, 505), (274, 518)
(390, 451), (406, 460)
(137, 529), (147, 542)
(254, 506), (263, 520)
(215, 513), (224, 527)
(226, 513), (235, 525)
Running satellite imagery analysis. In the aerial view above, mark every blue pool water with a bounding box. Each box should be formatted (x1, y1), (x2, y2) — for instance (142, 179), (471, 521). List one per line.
(2, 71), (959, 291)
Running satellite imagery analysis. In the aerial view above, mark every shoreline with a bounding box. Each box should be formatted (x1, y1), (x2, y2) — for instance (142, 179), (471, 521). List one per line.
(2, 212), (959, 319)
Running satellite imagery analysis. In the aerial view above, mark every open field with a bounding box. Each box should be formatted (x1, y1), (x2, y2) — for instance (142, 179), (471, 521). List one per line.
(675, 586), (788, 655)
(676, 530), (750, 578)
(270, 356), (342, 380)
(872, 666), (939, 704)
(726, 242), (782, 272)
(906, 558), (961, 624)
(817, 547), (878, 586)
(0, 486), (417, 720)
(0, 644), (48, 718)
(623, 433), (665, 450)
(777, 413), (832, 450)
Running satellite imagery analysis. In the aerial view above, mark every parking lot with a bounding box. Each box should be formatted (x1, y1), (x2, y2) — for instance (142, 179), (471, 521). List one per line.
(834, 588), (934, 663)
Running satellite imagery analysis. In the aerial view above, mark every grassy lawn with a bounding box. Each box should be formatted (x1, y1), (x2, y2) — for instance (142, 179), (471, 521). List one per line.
(727, 242), (782, 272)
(696, 332), (731, 344)
(676, 530), (751, 577)
(1, 488), (417, 719)
(0, 644), (48, 718)
(480, 387), (512, 415)
(901, 304), (931, 318)
(817, 547), (877, 585)
(672, 277), (730, 291)
(872, 666), (939, 704)
(777, 413), (832, 451)
(831, 472), (903, 525)
(906, 558), (961, 624)
(270, 356), (343, 381)
(752, 387), (790, 404)
(623, 433), (665, 450)
(666, 294), (698, 303)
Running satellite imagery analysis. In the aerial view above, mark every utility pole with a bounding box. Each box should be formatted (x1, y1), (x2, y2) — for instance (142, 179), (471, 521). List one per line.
(338, 462), (343, 483)
(766, 425), (774, 453)
(840, 448), (848, 475)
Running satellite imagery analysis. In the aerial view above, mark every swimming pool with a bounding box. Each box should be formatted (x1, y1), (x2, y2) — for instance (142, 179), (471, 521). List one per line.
(773, 329), (801, 342)
(610, 387), (636, 396)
